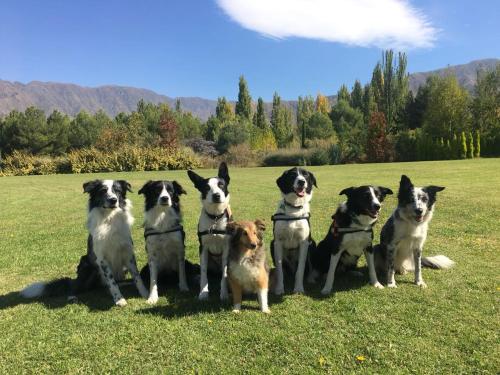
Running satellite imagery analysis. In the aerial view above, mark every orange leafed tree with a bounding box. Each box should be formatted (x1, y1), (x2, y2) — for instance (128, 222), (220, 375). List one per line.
(159, 110), (178, 148)
(366, 111), (390, 162)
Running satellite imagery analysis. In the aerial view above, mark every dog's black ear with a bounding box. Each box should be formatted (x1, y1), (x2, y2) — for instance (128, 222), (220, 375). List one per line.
(187, 169), (205, 190)
(117, 180), (132, 193)
(276, 171), (288, 192)
(400, 175), (413, 188)
(138, 180), (153, 195)
(172, 181), (187, 195)
(218, 162), (230, 185)
(83, 180), (100, 194)
(308, 171), (318, 188)
(254, 219), (266, 232)
(226, 221), (239, 235)
(424, 185), (445, 195)
(339, 187), (354, 196)
(375, 186), (393, 201)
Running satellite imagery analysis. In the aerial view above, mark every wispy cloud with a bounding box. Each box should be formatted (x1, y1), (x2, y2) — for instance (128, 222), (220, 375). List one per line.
(216, 0), (437, 49)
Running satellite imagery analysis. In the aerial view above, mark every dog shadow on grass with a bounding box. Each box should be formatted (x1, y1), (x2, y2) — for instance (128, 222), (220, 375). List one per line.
(0, 282), (149, 312)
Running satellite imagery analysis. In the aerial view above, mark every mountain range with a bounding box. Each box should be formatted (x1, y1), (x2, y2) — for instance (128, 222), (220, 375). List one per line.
(0, 58), (497, 121)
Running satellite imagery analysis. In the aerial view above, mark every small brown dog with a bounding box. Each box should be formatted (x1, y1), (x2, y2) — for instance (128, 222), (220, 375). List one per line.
(226, 220), (270, 314)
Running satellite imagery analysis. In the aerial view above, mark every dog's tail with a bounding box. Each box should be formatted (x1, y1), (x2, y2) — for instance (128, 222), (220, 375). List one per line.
(20, 278), (73, 298)
(421, 255), (455, 269)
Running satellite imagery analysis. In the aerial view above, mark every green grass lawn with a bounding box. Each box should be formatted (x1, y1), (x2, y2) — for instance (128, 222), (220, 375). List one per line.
(0, 159), (498, 374)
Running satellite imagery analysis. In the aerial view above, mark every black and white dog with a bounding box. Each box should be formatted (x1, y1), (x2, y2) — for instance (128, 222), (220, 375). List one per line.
(21, 180), (148, 307)
(271, 167), (317, 295)
(374, 175), (454, 288)
(309, 185), (393, 294)
(188, 162), (232, 301)
(138, 180), (191, 305)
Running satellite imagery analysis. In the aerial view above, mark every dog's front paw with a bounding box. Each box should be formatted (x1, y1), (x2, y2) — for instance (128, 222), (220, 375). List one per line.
(147, 295), (159, 305)
(321, 287), (332, 295)
(232, 308), (241, 314)
(274, 286), (284, 296)
(293, 286), (305, 294)
(416, 281), (427, 288)
(372, 282), (384, 289)
(387, 282), (398, 288)
(115, 298), (127, 307)
(262, 308), (271, 314)
(220, 289), (229, 301)
(198, 291), (209, 301)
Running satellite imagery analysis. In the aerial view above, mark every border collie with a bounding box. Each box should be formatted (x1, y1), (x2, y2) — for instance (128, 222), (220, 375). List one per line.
(138, 180), (191, 304)
(309, 185), (393, 294)
(188, 162), (232, 301)
(271, 167), (317, 295)
(226, 220), (270, 314)
(21, 180), (148, 307)
(374, 175), (454, 288)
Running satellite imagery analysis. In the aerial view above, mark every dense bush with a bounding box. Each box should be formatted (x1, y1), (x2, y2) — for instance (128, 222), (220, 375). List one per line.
(262, 142), (341, 167)
(0, 147), (200, 176)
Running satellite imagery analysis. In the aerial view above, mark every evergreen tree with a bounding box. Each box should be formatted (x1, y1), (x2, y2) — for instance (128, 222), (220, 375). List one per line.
(371, 62), (384, 111)
(175, 98), (182, 113)
(271, 92), (293, 148)
(46, 110), (70, 155)
(235, 75), (252, 120)
(459, 132), (467, 159)
(337, 85), (350, 103)
(253, 97), (267, 129)
(473, 130), (481, 157)
(467, 132), (474, 158)
(362, 84), (377, 124)
(297, 96), (315, 148)
(350, 80), (363, 110)
(215, 97), (234, 122)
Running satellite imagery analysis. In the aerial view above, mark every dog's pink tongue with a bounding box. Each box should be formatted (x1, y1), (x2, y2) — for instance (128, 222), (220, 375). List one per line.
(295, 189), (305, 197)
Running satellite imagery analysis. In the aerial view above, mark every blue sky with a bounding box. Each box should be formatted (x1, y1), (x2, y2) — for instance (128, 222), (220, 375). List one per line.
(0, 0), (498, 101)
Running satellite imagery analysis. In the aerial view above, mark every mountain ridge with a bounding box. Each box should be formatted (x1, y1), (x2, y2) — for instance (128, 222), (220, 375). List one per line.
(1, 58), (498, 120)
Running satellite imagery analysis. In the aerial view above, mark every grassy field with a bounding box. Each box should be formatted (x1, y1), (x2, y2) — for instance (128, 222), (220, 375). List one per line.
(0, 159), (498, 374)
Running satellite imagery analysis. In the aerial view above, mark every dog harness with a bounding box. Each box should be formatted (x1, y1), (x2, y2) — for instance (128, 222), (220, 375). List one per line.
(330, 213), (374, 238)
(144, 225), (185, 239)
(271, 200), (313, 241)
(197, 209), (231, 238)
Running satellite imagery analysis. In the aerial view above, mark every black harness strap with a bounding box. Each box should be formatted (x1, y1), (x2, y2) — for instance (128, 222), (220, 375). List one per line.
(144, 225), (185, 239)
(271, 212), (313, 242)
(197, 209), (230, 247)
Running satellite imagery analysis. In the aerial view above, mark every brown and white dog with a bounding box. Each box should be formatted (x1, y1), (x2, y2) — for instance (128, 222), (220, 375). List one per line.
(226, 220), (270, 314)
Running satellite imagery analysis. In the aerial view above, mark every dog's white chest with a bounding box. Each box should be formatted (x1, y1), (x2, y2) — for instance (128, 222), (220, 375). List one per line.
(341, 231), (371, 257)
(274, 219), (310, 249)
(147, 232), (183, 270)
(229, 259), (261, 292)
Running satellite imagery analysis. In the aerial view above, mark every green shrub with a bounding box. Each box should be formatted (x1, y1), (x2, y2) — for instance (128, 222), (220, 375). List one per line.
(473, 131), (480, 158)
(0, 151), (59, 176)
(67, 146), (200, 173)
(0, 146), (200, 176)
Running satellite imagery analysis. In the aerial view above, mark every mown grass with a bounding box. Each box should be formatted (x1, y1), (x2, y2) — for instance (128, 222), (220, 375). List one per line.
(0, 159), (498, 374)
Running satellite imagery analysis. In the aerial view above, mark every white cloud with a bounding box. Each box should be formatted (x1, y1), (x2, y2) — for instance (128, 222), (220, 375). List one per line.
(216, 0), (437, 49)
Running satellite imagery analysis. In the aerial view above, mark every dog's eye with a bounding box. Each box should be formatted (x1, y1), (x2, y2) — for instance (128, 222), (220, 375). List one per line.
(243, 231), (248, 236)
(421, 196), (428, 203)
(218, 182), (224, 188)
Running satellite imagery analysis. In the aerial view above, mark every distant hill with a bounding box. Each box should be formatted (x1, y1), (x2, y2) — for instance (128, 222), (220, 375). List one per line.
(0, 58), (497, 120)
(408, 58), (499, 93)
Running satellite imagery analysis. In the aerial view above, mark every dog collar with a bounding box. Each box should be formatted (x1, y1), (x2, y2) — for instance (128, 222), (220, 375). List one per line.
(203, 209), (229, 221)
(330, 216), (373, 238)
(144, 225), (184, 238)
(283, 200), (304, 209)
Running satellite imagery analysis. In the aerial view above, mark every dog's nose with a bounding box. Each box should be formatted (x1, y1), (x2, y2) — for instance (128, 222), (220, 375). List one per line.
(415, 208), (423, 215)
(160, 196), (169, 203)
(250, 243), (257, 249)
(297, 180), (305, 186)
(108, 197), (117, 205)
(213, 193), (221, 201)
(373, 203), (381, 211)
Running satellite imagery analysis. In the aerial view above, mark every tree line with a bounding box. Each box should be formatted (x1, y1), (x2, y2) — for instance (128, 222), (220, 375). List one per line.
(1, 50), (499, 164)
